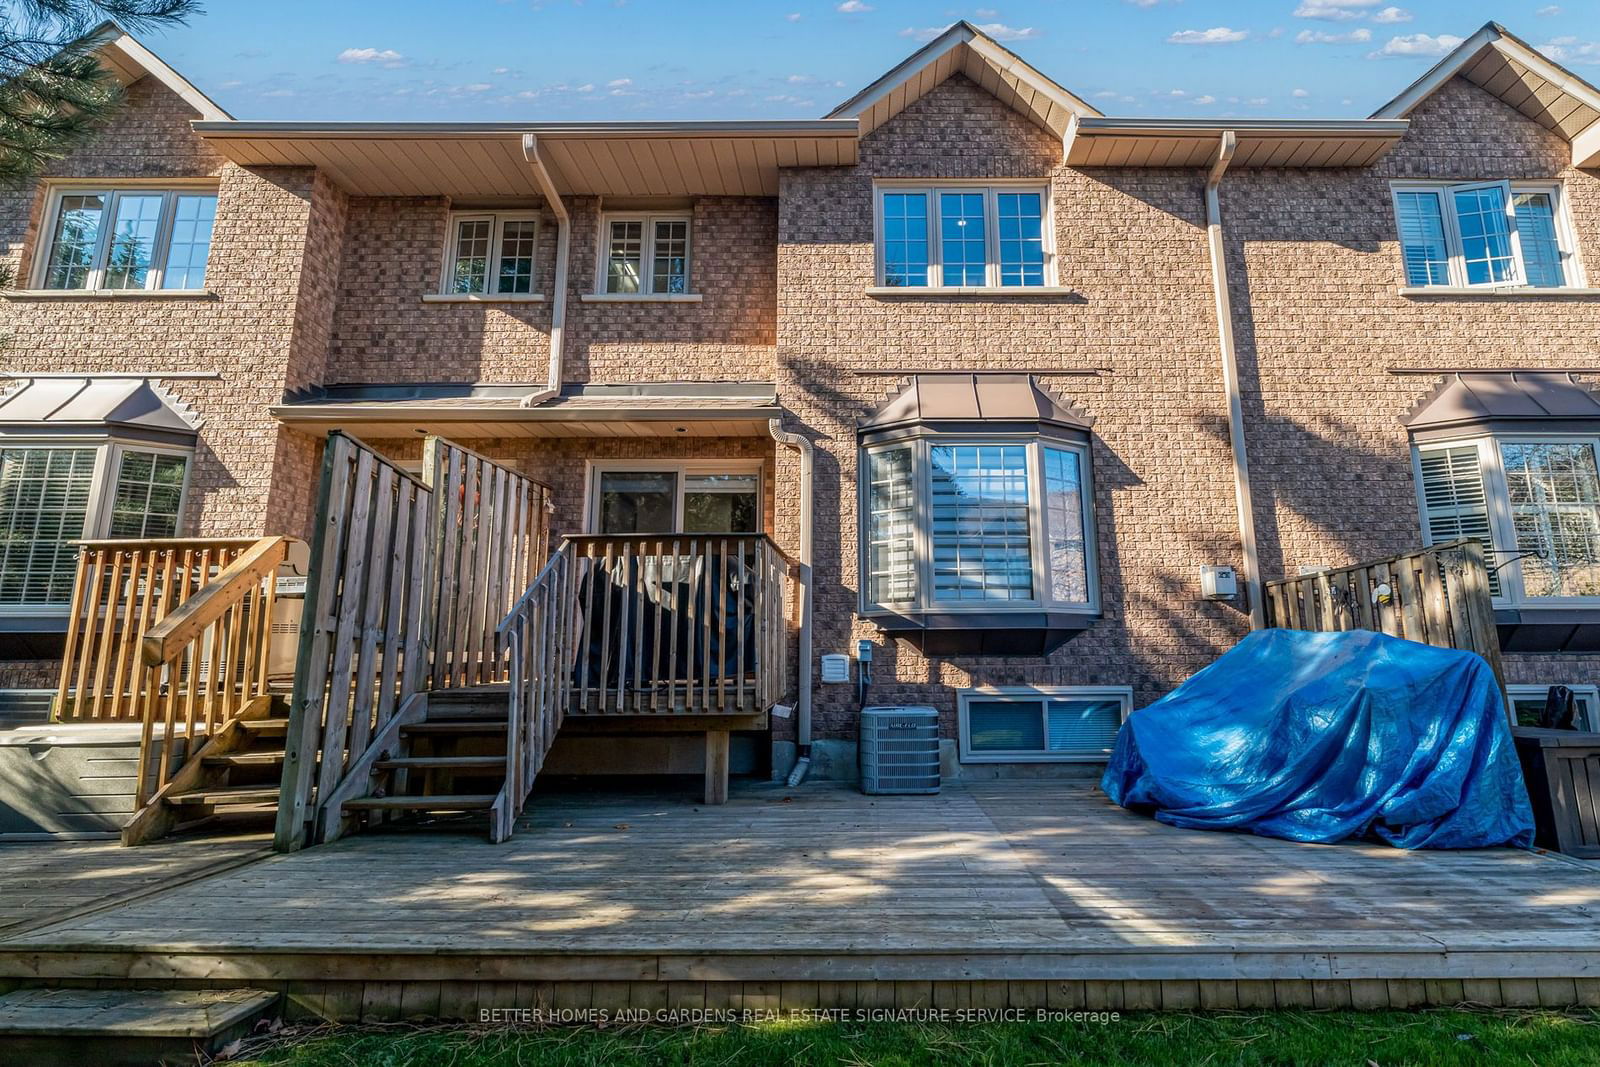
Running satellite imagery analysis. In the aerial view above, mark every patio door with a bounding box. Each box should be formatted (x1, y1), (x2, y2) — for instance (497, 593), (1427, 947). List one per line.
(590, 463), (760, 534)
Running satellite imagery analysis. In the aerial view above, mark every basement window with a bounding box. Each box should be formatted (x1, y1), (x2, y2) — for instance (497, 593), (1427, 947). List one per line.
(958, 686), (1131, 763)
(874, 184), (1051, 289)
(443, 212), (540, 295)
(600, 214), (691, 294)
(1506, 684), (1599, 731)
(35, 186), (218, 291)
(1391, 181), (1581, 289)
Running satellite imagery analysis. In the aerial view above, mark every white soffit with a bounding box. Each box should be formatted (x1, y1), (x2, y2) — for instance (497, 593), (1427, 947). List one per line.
(1065, 118), (1408, 169)
(194, 122), (857, 197)
(827, 21), (1099, 139)
(87, 21), (232, 121)
(1372, 22), (1600, 168)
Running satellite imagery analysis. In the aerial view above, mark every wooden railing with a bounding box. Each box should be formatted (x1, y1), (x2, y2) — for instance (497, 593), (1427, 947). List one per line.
(1263, 539), (1508, 695)
(55, 538), (265, 723)
(276, 432), (553, 851)
(565, 534), (797, 715)
(276, 433), (437, 852)
(496, 542), (575, 841)
(426, 438), (552, 690)
(133, 536), (288, 806)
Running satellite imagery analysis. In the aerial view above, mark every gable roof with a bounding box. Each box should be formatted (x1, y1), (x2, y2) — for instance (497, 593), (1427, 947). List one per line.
(1372, 22), (1600, 167)
(83, 20), (231, 121)
(827, 21), (1099, 140)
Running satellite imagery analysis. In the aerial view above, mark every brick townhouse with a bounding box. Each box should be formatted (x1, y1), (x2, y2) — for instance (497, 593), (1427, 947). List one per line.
(2, 19), (1599, 785)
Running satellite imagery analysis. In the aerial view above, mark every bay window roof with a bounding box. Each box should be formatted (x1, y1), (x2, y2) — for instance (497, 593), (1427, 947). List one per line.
(1403, 372), (1600, 440)
(859, 373), (1092, 443)
(0, 377), (198, 445)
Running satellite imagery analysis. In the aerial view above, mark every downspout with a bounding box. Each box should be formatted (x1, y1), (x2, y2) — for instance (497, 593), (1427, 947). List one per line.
(520, 134), (568, 407)
(1205, 130), (1264, 628)
(768, 418), (814, 785)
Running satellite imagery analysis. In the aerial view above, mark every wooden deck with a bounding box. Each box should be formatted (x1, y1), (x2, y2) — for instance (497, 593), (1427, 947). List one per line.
(1, 782), (1598, 1015)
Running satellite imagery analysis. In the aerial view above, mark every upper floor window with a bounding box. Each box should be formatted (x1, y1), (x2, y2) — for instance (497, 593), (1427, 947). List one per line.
(600, 214), (690, 294)
(444, 212), (539, 295)
(1391, 181), (1580, 289)
(875, 185), (1050, 289)
(35, 186), (218, 291)
(0, 441), (190, 607)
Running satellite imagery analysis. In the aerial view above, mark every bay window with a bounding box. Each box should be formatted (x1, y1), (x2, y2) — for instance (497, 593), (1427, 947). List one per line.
(1414, 435), (1600, 604)
(875, 184), (1050, 289)
(1391, 180), (1581, 289)
(35, 186), (218, 291)
(0, 441), (191, 609)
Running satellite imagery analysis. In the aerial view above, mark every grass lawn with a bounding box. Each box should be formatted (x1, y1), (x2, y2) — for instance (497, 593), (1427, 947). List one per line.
(233, 1009), (1600, 1066)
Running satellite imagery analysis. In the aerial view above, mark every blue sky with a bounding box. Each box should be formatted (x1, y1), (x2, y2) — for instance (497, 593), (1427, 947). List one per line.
(146, 1), (1599, 122)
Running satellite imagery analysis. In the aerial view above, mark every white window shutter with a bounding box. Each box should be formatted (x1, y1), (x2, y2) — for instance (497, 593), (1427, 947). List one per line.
(1417, 444), (1499, 595)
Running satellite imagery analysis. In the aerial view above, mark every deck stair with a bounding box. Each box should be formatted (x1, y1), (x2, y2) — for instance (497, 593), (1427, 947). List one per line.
(0, 986), (280, 1066)
(121, 695), (292, 845)
(327, 688), (514, 836)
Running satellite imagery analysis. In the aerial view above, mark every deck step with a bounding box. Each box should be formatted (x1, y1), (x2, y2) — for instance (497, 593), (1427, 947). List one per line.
(401, 721), (508, 735)
(0, 987), (279, 1065)
(168, 785), (281, 807)
(374, 755), (506, 771)
(344, 793), (498, 811)
(238, 717), (289, 735)
(203, 751), (286, 768)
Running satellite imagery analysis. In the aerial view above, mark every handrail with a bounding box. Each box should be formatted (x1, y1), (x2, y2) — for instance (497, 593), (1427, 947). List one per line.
(131, 536), (288, 807)
(141, 537), (288, 666)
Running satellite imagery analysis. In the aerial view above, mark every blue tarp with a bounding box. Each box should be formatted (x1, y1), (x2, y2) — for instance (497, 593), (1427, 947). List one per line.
(1100, 629), (1534, 849)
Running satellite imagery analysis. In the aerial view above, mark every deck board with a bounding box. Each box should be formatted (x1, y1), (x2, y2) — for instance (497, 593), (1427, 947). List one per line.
(1, 783), (1597, 984)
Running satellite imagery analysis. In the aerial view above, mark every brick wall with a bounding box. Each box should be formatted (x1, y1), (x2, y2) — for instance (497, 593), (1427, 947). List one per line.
(1227, 75), (1600, 689)
(777, 75), (1250, 741)
(325, 195), (777, 385)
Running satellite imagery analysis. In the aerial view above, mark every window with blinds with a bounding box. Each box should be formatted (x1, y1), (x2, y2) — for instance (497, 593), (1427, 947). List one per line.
(961, 688), (1129, 762)
(865, 447), (916, 605)
(1392, 180), (1578, 289)
(1416, 443), (1499, 596)
(0, 446), (96, 605)
(929, 444), (1033, 602)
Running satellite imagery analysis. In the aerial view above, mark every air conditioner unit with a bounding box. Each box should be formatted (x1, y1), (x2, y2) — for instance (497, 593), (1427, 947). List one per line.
(860, 706), (940, 795)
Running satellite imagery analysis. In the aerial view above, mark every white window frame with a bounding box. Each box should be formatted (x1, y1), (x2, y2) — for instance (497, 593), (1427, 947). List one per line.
(957, 684), (1132, 763)
(594, 212), (693, 295)
(1412, 432), (1600, 608)
(0, 435), (193, 615)
(438, 211), (541, 296)
(31, 182), (220, 292)
(1389, 180), (1584, 289)
(873, 181), (1055, 290)
(858, 434), (1098, 616)
(1506, 683), (1600, 731)
(582, 459), (763, 534)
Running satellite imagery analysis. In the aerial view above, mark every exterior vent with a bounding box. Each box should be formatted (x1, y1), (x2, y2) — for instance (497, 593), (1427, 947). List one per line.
(860, 706), (940, 795)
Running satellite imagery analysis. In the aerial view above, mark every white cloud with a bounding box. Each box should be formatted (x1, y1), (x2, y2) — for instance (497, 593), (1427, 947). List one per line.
(1247, 96), (1269, 106)
(836, 0), (871, 12)
(1539, 36), (1600, 65)
(1538, 5), (1562, 15)
(1123, 0), (1161, 6)
(1192, 95), (1217, 105)
(1371, 7), (1412, 23)
(901, 21), (1036, 42)
(606, 77), (632, 88)
(1292, 87), (1310, 98)
(337, 47), (406, 67)
(1369, 33), (1464, 59)
(1093, 89), (1120, 99)
(1295, 28), (1371, 44)
(975, 7), (999, 16)
(786, 74), (812, 84)
(1293, 0), (1380, 21)
(1167, 27), (1248, 46)
(972, 23), (1039, 41)
(785, 12), (801, 21)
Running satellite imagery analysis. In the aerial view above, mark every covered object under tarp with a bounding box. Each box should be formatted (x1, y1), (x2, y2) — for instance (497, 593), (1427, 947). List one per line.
(1101, 629), (1534, 849)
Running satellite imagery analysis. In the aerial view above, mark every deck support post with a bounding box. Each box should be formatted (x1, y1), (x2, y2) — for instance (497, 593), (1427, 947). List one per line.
(704, 730), (730, 805)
